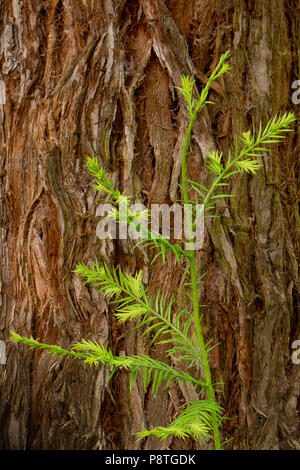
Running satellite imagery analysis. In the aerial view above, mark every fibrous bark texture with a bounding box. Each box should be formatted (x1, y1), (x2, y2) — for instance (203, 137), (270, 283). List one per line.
(0, 0), (299, 450)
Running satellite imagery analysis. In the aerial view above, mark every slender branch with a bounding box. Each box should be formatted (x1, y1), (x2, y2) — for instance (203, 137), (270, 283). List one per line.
(181, 108), (222, 450)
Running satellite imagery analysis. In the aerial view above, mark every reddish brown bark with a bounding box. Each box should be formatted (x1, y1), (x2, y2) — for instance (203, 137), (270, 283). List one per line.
(0, 0), (299, 449)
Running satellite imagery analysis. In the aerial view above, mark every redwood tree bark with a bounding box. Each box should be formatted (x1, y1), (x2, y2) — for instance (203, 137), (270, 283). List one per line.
(0, 0), (299, 450)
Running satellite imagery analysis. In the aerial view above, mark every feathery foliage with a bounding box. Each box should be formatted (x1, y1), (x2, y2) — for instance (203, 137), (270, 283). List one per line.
(136, 400), (223, 443)
(10, 51), (296, 449)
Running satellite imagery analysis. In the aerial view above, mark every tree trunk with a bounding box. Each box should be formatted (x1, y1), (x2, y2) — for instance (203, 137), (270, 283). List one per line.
(0, 0), (299, 450)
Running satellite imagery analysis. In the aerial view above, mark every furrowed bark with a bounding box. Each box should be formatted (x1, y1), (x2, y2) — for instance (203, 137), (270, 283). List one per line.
(0, 0), (299, 449)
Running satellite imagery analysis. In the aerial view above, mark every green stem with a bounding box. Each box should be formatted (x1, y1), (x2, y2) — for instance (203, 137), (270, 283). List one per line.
(181, 109), (222, 450)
